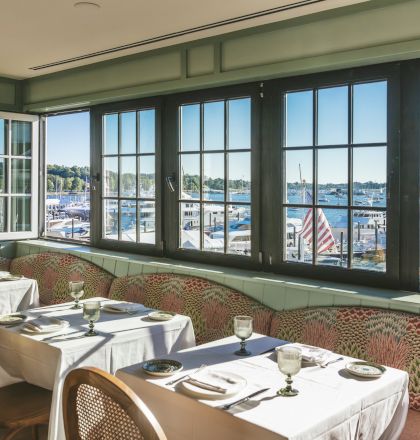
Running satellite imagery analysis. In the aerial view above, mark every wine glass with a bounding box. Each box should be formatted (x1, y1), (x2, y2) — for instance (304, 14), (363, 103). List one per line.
(83, 301), (101, 336)
(276, 346), (302, 396)
(234, 316), (253, 356)
(69, 281), (85, 309)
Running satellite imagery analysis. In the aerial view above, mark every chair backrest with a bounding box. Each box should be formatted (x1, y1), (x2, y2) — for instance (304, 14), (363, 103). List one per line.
(63, 367), (167, 440)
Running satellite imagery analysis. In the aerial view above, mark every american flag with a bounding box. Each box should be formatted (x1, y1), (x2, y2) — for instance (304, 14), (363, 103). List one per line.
(299, 190), (335, 254)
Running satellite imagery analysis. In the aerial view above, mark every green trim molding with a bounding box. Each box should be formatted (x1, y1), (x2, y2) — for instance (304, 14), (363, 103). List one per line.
(19, 0), (420, 113)
(14, 239), (420, 314)
(0, 77), (22, 112)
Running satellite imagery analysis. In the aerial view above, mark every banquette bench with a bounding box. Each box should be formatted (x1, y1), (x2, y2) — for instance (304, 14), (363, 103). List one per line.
(4, 252), (420, 426)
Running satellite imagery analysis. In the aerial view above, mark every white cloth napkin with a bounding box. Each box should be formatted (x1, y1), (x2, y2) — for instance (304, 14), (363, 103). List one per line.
(24, 316), (68, 332)
(285, 343), (331, 363)
(187, 370), (241, 394)
(103, 302), (146, 313)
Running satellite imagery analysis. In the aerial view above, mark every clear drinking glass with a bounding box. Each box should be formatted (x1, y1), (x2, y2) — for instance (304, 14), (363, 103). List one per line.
(276, 346), (302, 396)
(69, 281), (85, 309)
(234, 315), (253, 356)
(83, 301), (101, 336)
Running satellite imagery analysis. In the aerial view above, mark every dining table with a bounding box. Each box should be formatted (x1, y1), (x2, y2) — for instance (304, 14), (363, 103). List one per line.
(0, 274), (39, 315)
(116, 334), (409, 440)
(0, 297), (195, 440)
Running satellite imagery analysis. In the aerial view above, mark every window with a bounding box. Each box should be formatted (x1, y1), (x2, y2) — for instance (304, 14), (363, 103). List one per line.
(45, 111), (90, 242)
(102, 108), (157, 245)
(177, 97), (252, 256)
(282, 80), (388, 272)
(0, 112), (38, 239)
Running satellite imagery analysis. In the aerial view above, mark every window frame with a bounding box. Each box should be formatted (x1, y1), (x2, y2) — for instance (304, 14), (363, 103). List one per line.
(262, 63), (401, 289)
(0, 111), (39, 240)
(164, 83), (262, 269)
(90, 97), (163, 256)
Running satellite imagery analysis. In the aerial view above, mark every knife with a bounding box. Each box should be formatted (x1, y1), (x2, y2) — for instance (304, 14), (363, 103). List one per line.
(222, 388), (270, 410)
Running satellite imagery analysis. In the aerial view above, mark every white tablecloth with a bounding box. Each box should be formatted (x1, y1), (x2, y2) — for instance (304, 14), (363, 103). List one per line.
(0, 298), (195, 440)
(0, 277), (39, 315)
(116, 334), (409, 440)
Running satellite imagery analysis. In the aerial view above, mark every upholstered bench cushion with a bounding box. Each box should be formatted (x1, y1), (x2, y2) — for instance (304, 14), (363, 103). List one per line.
(10, 252), (115, 305)
(0, 257), (11, 271)
(109, 273), (274, 345)
(269, 307), (420, 411)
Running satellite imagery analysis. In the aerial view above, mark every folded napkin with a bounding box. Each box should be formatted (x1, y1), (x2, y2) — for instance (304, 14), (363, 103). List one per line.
(286, 343), (331, 363)
(187, 371), (240, 394)
(103, 302), (145, 313)
(24, 316), (68, 332)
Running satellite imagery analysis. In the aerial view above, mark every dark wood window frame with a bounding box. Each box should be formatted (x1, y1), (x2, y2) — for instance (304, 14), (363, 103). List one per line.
(40, 60), (420, 292)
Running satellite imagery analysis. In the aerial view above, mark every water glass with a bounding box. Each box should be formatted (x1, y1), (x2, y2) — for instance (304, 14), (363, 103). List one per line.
(234, 315), (253, 356)
(276, 346), (302, 396)
(83, 301), (101, 336)
(69, 281), (85, 309)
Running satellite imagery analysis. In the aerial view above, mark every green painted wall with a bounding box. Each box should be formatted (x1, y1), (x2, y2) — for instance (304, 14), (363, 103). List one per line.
(0, 77), (22, 112)
(22, 0), (420, 112)
(13, 240), (420, 314)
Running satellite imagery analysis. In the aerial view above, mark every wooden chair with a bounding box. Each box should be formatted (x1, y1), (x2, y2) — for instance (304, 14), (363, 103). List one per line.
(63, 367), (167, 440)
(0, 382), (52, 440)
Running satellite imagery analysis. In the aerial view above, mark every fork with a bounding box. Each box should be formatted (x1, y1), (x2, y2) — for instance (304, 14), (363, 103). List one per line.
(165, 364), (207, 386)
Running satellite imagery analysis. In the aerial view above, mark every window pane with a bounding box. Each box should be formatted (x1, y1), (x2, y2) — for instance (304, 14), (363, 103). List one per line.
(0, 158), (6, 193)
(317, 208), (347, 267)
(228, 98), (251, 149)
(46, 112), (90, 242)
(0, 198), (6, 232)
(180, 154), (200, 200)
(120, 112), (136, 154)
(104, 157), (118, 197)
(180, 104), (200, 151)
(284, 207), (313, 263)
(228, 152), (251, 202)
(352, 209), (386, 272)
(139, 109), (155, 154)
(318, 86), (348, 145)
(203, 153), (224, 201)
(286, 149), (313, 204)
(120, 157), (136, 198)
(10, 196), (31, 232)
(11, 121), (31, 156)
(179, 202), (200, 250)
(318, 148), (348, 205)
(228, 204), (251, 256)
(120, 200), (136, 242)
(285, 91), (313, 147)
(204, 101), (224, 150)
(203, 203), (224, 253)
(353, 81), (387, 144)
(103, 114), (118, 155)
(0, 119), (7, 155)
(139, 156), (155, 198)
(104, 199), (118, 239)
(11, 159), (31, 194)
(139, 200), (155, 244)
(353, 147), (386, 207)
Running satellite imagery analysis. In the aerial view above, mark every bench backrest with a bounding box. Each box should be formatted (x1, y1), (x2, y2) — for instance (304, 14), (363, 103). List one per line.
(10, 252), (115, 305)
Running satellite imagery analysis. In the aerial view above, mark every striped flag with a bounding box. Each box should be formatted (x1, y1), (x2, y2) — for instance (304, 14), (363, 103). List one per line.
(299, 191), (335, 254)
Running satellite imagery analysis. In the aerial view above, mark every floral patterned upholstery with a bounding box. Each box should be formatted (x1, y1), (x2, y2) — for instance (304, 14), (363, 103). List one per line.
(109, 273), (274, 345)
(0, 257), (11, 271)
(269, 307), (420, 411)
(10, 252), (115, 305)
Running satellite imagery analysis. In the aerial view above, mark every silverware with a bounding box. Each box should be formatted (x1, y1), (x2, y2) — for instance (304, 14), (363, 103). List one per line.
(222, 388), (270, 410)
(259, 346), (278, 355)
(320, 357), (344, 368)
(165, 364), (206, 386)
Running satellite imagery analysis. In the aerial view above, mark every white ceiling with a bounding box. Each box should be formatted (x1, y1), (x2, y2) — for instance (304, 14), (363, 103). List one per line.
(0, 0), (369, 79)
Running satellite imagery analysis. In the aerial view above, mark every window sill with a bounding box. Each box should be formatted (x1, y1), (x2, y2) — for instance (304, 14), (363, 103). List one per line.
(14, 239), (420, 314)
